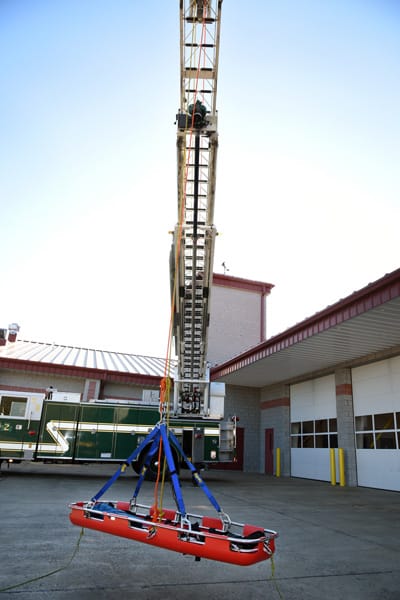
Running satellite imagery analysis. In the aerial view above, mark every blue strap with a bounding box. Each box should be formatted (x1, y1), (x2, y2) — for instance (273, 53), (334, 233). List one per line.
(160, 424), (186, 516)
(91, 425), (160, 502)
(90, 422), (224, 519)
(168, 428), (222, 513)
(131, 434), (161, 501)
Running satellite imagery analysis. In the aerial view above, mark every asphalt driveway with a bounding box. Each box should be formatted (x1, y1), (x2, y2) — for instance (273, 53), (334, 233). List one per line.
(0, 462), (399, 599)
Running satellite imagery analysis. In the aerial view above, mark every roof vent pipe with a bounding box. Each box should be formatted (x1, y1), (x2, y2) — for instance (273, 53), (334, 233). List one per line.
(8, 323), (20, 343)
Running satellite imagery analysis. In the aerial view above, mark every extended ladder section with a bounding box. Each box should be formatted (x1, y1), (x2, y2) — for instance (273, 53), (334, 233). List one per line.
(171, 0), (223, 418)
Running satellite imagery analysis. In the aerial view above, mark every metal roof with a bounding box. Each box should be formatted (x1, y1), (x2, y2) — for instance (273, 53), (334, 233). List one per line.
(0, 340), (174, 379)
(211, 268), (400, 388)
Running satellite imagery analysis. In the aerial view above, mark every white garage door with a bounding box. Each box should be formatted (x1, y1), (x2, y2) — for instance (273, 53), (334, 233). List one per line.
(352, 356), (400, 491)
(290, 375), (338, 481)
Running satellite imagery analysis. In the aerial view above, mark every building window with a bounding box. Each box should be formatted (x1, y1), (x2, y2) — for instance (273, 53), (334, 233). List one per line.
(302, 421), (314, 434)
(315, 435), (329, 448)
(355, 411), (399, 450)
(355, 415), (373, 431)
(303, 435), (314, 448)
(291, 435), (301, 448)
(375, 432), (396, 450)
(356, 432), (374, 449)
(0, 396), (28, 418)
(290, 418), (338, 449)
(374, 412), (394, 430)
(315, 419), (328, 433)
(291, 422), (301, 435)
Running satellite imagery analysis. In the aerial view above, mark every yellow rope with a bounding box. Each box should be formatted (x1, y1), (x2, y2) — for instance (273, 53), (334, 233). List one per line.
(154, 2), (210, 517)
(269, 554), (285, 599)
(0, 528), (85, 593)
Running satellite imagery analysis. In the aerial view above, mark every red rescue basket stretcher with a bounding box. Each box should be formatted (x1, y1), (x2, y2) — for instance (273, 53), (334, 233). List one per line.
(68, 423), (278, 566)
(69, 500), (277, 566)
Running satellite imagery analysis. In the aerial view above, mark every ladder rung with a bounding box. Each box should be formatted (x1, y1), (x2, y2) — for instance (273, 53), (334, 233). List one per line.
(186, 89), (212, 93)
(185, 67), (214, 75)
(186, 164), (209, 168)
(185, 17), (215, 24)
(185, 43), (215, 48)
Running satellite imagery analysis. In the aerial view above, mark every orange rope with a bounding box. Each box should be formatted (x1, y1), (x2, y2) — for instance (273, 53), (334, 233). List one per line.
(153, 2), (210, 515)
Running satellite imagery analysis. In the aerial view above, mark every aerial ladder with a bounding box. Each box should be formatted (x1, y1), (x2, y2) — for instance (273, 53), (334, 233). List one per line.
(69, 2), (278, 564)
(171, 0), (224, 422)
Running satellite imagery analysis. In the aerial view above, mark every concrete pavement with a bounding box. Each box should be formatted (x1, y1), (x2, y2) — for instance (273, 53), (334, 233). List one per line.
(0, 461), (399, 599)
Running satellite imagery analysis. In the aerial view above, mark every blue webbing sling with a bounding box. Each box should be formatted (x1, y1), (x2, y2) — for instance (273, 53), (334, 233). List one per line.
(90, 422), (223, 517)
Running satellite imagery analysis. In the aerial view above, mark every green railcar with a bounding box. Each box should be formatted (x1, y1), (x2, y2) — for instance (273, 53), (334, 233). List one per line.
(0, 390), (234, 475)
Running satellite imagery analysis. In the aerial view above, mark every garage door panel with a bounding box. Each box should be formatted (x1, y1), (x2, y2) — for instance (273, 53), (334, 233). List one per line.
(290, 375), (337, 480)
(291, 448), (338, 482)
(356, 450), (400, 491)
(352, 357), (400, 491)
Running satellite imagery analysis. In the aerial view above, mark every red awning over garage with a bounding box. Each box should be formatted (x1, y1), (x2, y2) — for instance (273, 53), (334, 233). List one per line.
(211, 268), (400, 388)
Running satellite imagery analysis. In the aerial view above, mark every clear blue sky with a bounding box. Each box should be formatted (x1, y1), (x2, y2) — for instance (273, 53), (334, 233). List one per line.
(1, 0), (399, 357)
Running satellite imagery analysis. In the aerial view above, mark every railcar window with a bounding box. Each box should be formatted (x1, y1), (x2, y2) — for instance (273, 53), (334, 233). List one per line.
(0, 396), (28, 417)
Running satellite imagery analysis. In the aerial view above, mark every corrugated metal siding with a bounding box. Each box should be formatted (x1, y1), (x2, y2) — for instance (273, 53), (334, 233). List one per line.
(0, 340), (174, 377)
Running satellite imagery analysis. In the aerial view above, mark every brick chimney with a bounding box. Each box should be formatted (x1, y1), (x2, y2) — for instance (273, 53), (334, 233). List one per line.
(0, 329), (6, 346)
(8, 323), (20, 343)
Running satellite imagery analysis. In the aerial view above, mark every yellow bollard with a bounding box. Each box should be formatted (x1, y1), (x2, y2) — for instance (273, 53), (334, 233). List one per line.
(276, 448), (281, 477)
(338, 448), (346, 487)
(330, 448), (336, 486)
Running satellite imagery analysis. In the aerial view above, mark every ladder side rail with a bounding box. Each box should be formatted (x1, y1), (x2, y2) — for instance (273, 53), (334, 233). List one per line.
(173, 0), (223, 416)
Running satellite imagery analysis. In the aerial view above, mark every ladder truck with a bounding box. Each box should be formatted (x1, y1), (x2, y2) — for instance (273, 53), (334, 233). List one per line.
(170, 1), (233, 455)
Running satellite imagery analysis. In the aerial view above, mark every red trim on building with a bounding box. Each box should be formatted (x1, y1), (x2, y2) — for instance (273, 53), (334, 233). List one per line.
(336, 383), (353, 396)
(261, 397), (290, 410)
(211, 267), (400, 380)
(212, 273), (274, 295)
(0, 358), (162, 387)
(0, 384), (48, 395)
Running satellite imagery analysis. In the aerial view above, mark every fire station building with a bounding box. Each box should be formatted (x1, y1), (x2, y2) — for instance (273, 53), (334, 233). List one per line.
(1, 268), (400, 492)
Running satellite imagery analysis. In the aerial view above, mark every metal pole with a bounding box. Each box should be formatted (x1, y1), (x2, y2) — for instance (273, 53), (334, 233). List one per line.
(339, 448), (346, 487)
(330, 448), (336, 486)
(276, 448), (281, 477)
